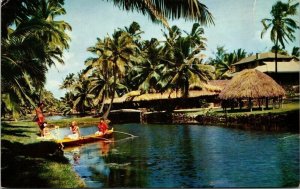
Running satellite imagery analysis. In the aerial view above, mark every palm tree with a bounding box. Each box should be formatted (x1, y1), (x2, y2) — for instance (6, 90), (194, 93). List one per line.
(1, 0), (71, 118)
(160, 23), (214, 97)
(60, 73), (76, 91)
(102, 31), (137, 118)
(129, 38), (163, 92)
(291, 46), (300, 57)
(85, 36), (114, 115)
(210, 46), (247, 79)
(72, 71), (95, 114)
(108, 0), (214, 28)
(85, 29), (137, 118)
(60, 92), (75, 115)
(1, 36), (47, 118)
(261, 0), (299, 75)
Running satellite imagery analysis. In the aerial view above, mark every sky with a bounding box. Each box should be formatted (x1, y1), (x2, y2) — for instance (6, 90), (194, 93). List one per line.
(45, 0), (300, 99)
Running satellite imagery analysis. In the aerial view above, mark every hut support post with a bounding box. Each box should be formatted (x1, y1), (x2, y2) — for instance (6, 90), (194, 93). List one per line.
(265, 97), (269, 109)
(248, 98), (252, 112)
(239, 99), (243, 110)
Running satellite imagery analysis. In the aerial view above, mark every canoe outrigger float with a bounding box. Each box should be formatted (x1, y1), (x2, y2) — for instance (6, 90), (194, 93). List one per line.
(56, 128), (114, 147)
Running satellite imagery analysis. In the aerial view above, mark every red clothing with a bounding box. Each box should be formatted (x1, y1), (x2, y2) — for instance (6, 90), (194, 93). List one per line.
(35, 107), (44, 126)
(98, 121), (108, 133)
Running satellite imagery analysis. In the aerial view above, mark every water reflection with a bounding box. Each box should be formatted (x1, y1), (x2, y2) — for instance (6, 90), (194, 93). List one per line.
(63, 140), (115, 186)
(62, 124), (299, 188)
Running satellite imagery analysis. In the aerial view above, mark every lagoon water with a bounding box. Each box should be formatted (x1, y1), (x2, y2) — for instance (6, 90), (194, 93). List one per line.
(61, 124), (299, 188)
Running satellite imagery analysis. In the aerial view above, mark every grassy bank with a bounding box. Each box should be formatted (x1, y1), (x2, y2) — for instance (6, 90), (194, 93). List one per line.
(1, 121), (86, 188)
(184, 101), (300, 116)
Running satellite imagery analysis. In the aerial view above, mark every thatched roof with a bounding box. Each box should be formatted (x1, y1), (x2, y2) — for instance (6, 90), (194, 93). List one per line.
(103, 81), (222, 104)
(208, 80), (229, 90)
(132, 90), (218, 101)
(103, 90), (141, 104)
(103, 89), (218, 104)
(232, 52), (292, 66)
(219, 69), (285, 100)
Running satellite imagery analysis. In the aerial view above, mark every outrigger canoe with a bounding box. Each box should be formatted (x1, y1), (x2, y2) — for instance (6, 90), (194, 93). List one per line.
(56, 128), (114, 147)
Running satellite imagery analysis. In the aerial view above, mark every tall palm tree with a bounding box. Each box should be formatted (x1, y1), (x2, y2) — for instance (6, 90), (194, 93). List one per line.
(108, 0), (214, 28)
(129, 38), (163, 92)
(72, 71), (95, 114)
(160, 23), (214, 97)
(85, 29), (137, 118)
(261, 0), (299, 75)
(102, 30), (137, 118)
(1, 0), (71, 118)
(85, 36), (114, 115)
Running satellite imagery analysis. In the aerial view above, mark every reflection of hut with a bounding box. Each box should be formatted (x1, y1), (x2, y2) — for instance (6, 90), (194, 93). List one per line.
(219, 69), (285, 111)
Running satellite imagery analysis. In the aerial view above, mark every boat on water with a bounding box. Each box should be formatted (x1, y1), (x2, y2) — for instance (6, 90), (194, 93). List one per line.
(56, 128), (114, 147)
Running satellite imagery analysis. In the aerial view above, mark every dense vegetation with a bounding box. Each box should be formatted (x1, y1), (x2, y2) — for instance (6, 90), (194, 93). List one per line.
(1, 0), (299, 120)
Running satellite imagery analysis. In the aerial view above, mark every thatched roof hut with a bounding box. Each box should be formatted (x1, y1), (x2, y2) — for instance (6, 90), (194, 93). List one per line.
(103, 81), (223, 104)
(219, 69), (285, 100)
(133, 90), (218, 101)
(104, 90), (218, 104)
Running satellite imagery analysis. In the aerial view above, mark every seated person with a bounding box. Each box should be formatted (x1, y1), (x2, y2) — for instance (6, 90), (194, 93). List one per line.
(39, 122), (49, 137)
(42, 122), (51, 137)
(67, 121), (80, 139)
(95, 117), (109, 135)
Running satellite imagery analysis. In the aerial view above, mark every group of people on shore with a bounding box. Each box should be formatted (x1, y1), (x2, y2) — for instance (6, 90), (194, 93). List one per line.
(35, 102), (110, 139)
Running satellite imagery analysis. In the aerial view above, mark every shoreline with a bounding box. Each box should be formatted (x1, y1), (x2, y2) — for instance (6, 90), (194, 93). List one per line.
(1, 106), (298, 188)
(107, 107), (299, 133)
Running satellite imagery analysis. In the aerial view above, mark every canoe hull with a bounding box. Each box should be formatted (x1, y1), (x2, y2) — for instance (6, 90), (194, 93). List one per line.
(56, 129), (113, 147)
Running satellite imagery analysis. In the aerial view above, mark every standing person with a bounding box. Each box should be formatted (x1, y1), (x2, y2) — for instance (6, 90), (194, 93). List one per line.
(67, 121), (80, 139)
(95, 117), (108, 135)
(35, 102), (46, 137)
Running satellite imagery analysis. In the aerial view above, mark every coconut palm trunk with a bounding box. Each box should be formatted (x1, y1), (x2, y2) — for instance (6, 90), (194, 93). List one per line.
(274, 40), (278, 79)
(99, 94), (106, 115)
(103, 64), (117, 119)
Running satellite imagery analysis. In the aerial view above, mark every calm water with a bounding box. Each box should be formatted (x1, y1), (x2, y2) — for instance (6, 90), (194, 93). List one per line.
(61, 124), (299, 188)
(47, 115), (80, 121)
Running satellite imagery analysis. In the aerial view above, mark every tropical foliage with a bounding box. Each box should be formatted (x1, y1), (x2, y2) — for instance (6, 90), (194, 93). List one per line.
(61, 22), (214, 116)
(209, 46), (248, 79)
(261, 0), (300, 74)
(2, 0), (216, 118)
(1, 0), (71, 119)
(108, 0), (214, 28)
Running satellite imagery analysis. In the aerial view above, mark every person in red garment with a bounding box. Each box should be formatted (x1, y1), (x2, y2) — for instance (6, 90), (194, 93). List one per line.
(95, 117), (109, 136)
(35, 102), (47, 137)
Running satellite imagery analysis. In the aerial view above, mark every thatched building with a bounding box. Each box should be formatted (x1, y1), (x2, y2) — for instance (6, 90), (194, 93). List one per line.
(103, 81), (227, 111)
(219, 69), (285, 111)
(231, 52), (299, 85)
(232, 52), (293, 72)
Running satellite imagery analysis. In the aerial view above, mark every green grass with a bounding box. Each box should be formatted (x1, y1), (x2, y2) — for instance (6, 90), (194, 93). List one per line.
(186, 101), (300, 116)
(212, 101), (300, 115)
(1, 121), (86, 188)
